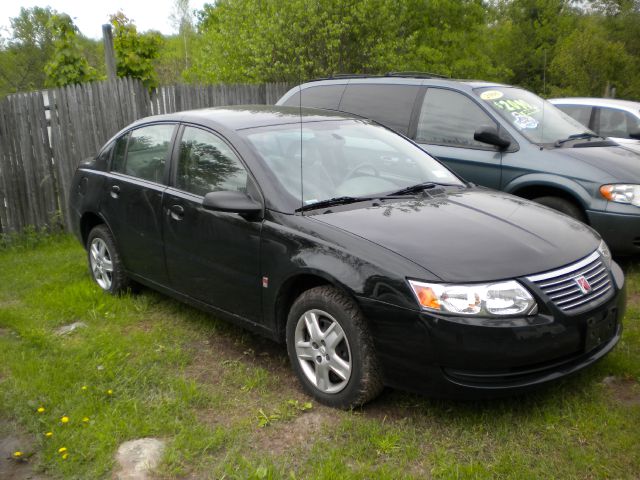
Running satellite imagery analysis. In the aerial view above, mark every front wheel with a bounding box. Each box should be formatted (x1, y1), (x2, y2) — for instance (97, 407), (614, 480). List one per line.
(87, 225), (131, 294)
(286, 286), (383, 408)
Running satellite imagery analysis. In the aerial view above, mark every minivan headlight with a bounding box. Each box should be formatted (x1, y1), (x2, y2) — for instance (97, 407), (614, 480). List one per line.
(408, 280), (537, 317)
(600, 184), (640, 207)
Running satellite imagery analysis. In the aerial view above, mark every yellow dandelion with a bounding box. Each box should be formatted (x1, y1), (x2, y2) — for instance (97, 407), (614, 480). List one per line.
(61, 416), (69, 424)
(37, 406), (45, 413)
(81, 385), (88, 391)
(62, 453), (69, 460)
(58, 447), (67, 454)
(106, 389), (113, 395)
(45, 432), (53, 438)
(82, 417), (89, 423)
(13, 451), (22, 458)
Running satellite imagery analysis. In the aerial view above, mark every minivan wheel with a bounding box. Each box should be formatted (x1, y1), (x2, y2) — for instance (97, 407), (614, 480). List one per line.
(87, 225), (130, 294)
(286, 286), (383, 408)
(533, 196), (586, 222)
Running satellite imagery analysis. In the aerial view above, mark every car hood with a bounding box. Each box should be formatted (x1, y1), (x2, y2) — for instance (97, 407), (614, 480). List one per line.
(556, 145), (640, 181)
(312, 189), (600, 282)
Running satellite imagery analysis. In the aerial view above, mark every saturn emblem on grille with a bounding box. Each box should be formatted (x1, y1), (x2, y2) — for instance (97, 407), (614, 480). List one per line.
(574, 275), (592, 295)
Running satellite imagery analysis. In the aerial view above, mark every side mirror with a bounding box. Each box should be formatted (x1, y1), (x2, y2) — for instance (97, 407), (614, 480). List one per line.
(202, 190), (263, 217)
(629, 126), (640, 140)
(474, 125), (511, 149)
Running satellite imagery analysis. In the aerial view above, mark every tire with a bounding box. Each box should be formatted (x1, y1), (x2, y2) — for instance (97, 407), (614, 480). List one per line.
(86, 225), (131, 294)
(532, 196), (586, 223)
(286, 286), (383, 408)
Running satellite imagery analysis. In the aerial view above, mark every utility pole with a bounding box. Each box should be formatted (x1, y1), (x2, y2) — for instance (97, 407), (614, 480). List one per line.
(103, 24), (117, 81)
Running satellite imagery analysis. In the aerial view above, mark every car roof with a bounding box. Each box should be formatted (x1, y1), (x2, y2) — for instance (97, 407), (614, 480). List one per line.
(549, 97), (640, 114)
(130, 105), (363, 131)
(296, 75), (510, 93)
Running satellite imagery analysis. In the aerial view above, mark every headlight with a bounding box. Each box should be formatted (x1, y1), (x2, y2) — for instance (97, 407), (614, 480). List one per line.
(598, 240), (612, 268)
(408, 279), (537, 317)
(600, 184), (640, 206)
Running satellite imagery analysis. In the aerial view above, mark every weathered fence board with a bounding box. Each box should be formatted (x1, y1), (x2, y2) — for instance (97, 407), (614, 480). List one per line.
(0, 78), (293, 234)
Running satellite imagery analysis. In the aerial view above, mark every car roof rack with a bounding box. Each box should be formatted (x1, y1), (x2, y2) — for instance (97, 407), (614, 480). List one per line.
(307, 72), (451, 82)
(385, 71), (450, 79)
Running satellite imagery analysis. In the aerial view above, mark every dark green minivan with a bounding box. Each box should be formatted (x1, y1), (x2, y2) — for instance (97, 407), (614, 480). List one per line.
(277, 75), (640, 255)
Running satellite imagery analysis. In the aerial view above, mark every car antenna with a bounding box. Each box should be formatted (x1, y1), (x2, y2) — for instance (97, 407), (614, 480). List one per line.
(298, 69), (304, 214)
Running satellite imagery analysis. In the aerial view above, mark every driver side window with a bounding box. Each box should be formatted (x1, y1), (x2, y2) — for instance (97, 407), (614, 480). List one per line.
(416, 88), (498, 149)
(177, 127), (248, 196)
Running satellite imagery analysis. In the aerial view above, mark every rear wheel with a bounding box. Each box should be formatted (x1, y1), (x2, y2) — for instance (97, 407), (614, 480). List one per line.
(87, 225), (131, 294)
(532, 196), (586, 222)
(286, 286), (383, 408)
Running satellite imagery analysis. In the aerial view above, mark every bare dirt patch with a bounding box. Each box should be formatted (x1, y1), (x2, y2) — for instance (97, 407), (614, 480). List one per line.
(0, 419), (50, 480)
(252, 407), (342, 458)
(603, 376), (640, 406)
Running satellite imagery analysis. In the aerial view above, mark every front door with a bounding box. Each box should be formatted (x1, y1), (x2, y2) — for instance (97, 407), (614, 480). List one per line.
(162, 125), (263, 322)
(414, 88), (503, 189)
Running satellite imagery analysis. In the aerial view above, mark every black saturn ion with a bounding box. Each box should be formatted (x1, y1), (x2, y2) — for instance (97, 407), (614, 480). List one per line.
(69, 106), (626, 408)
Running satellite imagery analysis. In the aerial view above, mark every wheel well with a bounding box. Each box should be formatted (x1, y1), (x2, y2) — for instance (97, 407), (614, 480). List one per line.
(274, 274), (333, 342)
(80, 213), (104, 247)
(511, 186), (587, 222)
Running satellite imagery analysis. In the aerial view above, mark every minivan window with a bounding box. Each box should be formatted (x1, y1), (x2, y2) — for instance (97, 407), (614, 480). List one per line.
(124, 124), (175, 182)
(476, 87), (590, 145)
(416, 88), (497, 148)
(596, 108), (639, 138)
(177, 126), (248, 196)
(282, 85), (347, 110)
(339, 84), (420, 135)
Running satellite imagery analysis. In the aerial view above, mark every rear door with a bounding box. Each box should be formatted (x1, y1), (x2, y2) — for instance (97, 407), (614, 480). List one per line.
(101, 123), (176, 284)
(413, 88), (504, 189)
(162, 125), (263, 322)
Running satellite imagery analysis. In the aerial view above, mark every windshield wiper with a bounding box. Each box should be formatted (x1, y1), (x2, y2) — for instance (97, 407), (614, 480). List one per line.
(295, 196), (374, 213)
(555, 132), (601, 147)
(388, 181), (463, 196)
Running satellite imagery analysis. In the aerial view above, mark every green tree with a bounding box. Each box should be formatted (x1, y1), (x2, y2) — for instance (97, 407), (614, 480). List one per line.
(549, 17), (639, 98)
(110, 11), (162, 90)
(186, 0), (502, 84)
(44, 14), (100, 87)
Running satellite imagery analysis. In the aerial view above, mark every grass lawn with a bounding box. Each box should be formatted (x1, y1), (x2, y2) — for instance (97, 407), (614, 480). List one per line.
(0, 235), (639, 479)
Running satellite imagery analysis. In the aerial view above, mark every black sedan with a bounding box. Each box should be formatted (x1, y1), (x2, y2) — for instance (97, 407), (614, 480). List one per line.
(69, 106), (626, 408)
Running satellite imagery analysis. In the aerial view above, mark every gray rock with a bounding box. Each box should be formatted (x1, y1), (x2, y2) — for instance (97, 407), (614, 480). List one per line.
(54, 322), (87, 336)
(114, 438), (165, 480)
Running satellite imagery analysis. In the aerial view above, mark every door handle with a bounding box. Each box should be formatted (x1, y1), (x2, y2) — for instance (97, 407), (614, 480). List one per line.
(169, 204), (185, 221)
(110, 185), (120, 199)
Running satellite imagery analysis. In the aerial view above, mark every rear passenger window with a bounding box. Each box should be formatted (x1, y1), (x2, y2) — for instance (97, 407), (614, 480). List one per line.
(111, 133), (128, 173)
(282, 85), (347, 110)
(556, 105), (592, 128)
(177, 127), (248, 196)
(339, 84), (420, 135)
(124, 124), (175, 182)
(417, 88), (497, 148)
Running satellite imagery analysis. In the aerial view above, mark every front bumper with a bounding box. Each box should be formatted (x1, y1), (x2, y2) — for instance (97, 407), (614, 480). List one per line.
(358, 261), (626, 398)
(587, 208), (640, 255)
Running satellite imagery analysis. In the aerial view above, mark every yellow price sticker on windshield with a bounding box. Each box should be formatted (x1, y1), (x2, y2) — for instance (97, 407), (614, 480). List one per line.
(480, 90), (503, 101)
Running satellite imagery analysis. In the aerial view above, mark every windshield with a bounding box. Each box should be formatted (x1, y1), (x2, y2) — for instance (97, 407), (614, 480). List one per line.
(241, 120), (463, 207)
(475, 87), (595, 145)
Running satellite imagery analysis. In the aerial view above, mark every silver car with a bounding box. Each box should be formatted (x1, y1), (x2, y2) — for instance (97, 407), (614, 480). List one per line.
(550, 97), (640, 154)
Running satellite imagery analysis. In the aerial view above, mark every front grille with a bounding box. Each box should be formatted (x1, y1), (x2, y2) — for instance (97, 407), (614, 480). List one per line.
(527, 251), (613, 313)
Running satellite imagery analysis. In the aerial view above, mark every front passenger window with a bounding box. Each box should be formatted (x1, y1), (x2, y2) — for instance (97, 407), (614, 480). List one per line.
(417, 88), (497, 148)
(177, 127), (249, 196)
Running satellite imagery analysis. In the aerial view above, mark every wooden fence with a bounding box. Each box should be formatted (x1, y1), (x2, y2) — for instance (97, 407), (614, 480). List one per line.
(0, 78), (292, 234)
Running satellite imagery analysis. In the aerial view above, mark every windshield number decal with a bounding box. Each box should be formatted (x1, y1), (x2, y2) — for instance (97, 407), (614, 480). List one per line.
(480, 90), (503, 100)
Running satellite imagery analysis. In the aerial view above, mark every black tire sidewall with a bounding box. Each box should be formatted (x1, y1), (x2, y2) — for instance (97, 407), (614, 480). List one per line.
(533, 196), (585, 222)
(286, 286), (380, 409)
(86, 225), (129, 294)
